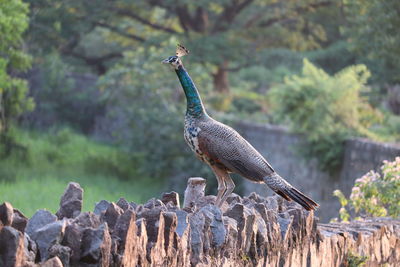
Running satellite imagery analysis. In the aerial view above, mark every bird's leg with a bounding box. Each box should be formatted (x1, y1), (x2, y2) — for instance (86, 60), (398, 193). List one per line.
(211, 166), (227, 206)
(218, 175), (235, 207)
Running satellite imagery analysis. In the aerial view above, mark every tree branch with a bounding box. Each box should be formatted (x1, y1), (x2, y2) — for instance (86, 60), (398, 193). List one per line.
(115, 9), (178, 34)
(94, 21), (146, 42)
(65, 51), (123, 75)
(258, 1), (333, 28)
(212, 0), (255, 33)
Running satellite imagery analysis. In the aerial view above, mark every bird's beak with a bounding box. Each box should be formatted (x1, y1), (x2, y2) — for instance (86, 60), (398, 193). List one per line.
(162, 58), (170, 64)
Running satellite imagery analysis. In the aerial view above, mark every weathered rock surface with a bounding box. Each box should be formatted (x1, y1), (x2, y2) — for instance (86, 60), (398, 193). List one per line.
(56, 182), (83, 219)
(26, 210), (57, 238)
(0, 180), (399, 267)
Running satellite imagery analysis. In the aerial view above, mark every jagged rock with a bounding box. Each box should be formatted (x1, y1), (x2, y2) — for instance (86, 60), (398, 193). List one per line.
(56, 182), (83, 219)
(101, 202), (123, 230)
(144, 198), (166, 210)
(129, 201), (137, 210)
(61, 223), (83, 264)
(24, 234), (37, 263)
(48, 244), (71, 267)
(226, 193), (242, 205)
(113, 209), (136, 252)
(200, 205), (225, 248)
(183, 177), (206, 209)
(224, 203), (256, 253)
(94, 200), (110, 216)
(34, 220), (67, 262)
(0, 202), (14, 227)
(175, 210), (189, 237)
(116, 198), (130, 211)
(80, 223), (111, 266)
(3, 181), (400, 267)
(26, 210), (57, 239)
(188, 210), (206, 265)
(161, 191), (180, 207)
(73, 212), (100, 228)
(12, 209), (28, 232)
(39, 256), (63, 267)
(0, 226), (26, 267)
(120, 211), (139, 267)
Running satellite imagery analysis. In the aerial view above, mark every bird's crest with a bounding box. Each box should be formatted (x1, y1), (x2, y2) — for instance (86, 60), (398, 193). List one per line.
(176, 44), (189, 57)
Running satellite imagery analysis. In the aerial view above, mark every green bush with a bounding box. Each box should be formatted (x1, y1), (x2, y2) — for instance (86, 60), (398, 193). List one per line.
(334, 157), (400, 221)
(268, 59), (382, 172)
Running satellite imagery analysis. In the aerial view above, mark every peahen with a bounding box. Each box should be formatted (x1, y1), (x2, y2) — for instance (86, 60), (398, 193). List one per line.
(162, 45), (319, 211)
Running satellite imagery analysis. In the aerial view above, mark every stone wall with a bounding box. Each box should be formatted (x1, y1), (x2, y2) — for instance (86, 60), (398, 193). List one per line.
(235, 122), (400, 222)
(1, 181), (399, 267)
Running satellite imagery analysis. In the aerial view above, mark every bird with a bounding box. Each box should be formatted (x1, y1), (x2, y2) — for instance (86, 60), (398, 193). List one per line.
(162, 44), (319, 211)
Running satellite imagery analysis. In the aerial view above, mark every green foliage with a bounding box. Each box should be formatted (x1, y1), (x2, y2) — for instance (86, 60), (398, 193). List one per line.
(334, 157), (400, 222)
(28, 53), (104, 133)
(98, 43), (211, 180)
(344, 0), (400, 83)
(26, 0), (341, 91)
(345, 251), (368, 267)
(0, 0), (34, 136)
(0, 128), (161, 216)
(268, 59), (382, 172)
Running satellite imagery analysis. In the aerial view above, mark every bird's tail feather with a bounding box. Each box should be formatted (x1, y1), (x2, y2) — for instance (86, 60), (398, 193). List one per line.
(264, 173), (319, 211)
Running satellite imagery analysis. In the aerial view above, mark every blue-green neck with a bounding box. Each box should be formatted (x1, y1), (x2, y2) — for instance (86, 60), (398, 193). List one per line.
(176, 65), (206, 118)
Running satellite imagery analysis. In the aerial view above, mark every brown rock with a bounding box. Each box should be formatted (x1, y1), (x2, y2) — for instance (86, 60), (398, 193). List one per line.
(11, 209), (28, 233)
(0, 202), (14, 227)
(39, 256), (63, 267)
(0, 226), (26, 267)
(161, 192), (180, 207)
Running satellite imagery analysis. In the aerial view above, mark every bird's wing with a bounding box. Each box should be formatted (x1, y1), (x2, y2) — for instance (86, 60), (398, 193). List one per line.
(197, 119), (274, 182)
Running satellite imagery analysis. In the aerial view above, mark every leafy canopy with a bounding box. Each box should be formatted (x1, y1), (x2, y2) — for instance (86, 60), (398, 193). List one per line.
(0, 0), (34, 136)
(268, 59), (382, 171)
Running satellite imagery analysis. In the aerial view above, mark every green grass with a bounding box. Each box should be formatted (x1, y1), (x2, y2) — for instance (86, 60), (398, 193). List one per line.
(0, 128), (164, 217)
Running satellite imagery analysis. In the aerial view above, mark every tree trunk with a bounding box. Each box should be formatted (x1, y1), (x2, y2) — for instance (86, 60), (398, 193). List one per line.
(212, 62), (230, 93)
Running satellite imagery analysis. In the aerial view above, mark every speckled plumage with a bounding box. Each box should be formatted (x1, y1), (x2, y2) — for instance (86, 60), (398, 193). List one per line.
(163, 45), (319, 210)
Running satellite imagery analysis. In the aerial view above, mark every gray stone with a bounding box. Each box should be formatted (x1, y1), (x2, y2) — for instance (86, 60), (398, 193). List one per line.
(73, 212), (100, 228)
(200, 205), (226, 248)
(0, 226), (26, 267)
(80, 223), (111, 266)
(61, 223), (83, 264)
(26, 210), (57, 239)
(101, 202), (123, 230)
(56, 182), (83, 219)
(33, 220), (67, 262)
(116, 197), (130, 211)
(175, 210), (189, 237)
(0, 202), (13, 226)
(129, 202), (137, 210)
(143, 198), (165, 210)
(48, 244), (71, 267)
(94, 200), (110, 216)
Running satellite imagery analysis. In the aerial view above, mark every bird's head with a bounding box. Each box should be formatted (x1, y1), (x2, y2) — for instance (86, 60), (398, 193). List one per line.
(162, 44), (189, 69)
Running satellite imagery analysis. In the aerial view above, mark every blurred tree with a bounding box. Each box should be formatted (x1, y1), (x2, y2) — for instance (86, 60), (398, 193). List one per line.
(268, 59), (382, 172)
(344, 0), (400, 84)
(26, 0), (339, 92)
(0, 0), (34, 153)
